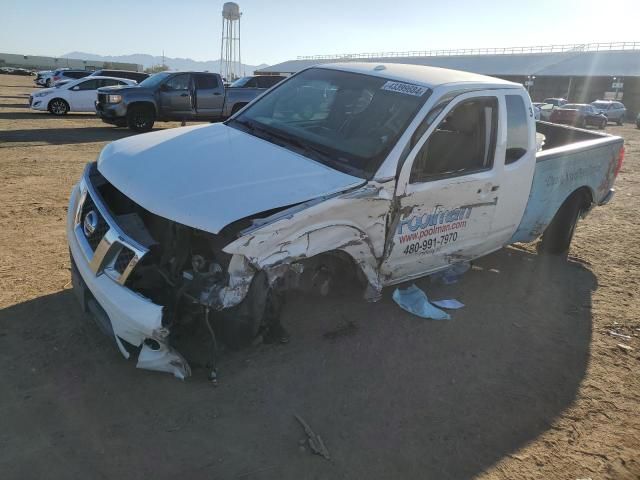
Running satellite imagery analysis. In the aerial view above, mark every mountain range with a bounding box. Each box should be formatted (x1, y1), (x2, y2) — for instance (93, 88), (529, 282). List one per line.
(62, 51), (269, 74)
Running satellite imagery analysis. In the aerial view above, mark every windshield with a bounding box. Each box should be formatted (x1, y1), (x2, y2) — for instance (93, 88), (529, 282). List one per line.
(228, 68), (431, 179)
(138, 72), (171, 88)
(230, 76), (252, 87)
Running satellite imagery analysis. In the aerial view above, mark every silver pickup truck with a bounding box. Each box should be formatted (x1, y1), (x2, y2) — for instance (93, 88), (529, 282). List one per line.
(70, 63), (623, 379)
(95, 71), (268, 132)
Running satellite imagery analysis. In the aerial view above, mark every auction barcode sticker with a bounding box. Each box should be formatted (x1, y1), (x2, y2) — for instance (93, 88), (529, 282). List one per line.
(381, 81), (428, 97)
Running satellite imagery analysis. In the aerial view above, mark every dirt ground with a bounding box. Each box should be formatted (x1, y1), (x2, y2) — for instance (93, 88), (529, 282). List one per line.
(0, 75), (638, 480)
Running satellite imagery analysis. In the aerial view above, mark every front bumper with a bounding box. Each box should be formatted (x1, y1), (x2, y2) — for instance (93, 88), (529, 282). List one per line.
(95, 100), (127, 123)
(599, 188), (615, 206)
(67, 178), (191, 379)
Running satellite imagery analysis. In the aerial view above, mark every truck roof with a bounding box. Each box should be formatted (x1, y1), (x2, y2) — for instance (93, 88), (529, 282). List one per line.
(318, 62), (520, 89)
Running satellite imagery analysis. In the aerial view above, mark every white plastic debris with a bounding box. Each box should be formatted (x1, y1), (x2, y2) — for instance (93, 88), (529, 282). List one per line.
(136, 342), (192, 380)
(432, 299), (465, 310)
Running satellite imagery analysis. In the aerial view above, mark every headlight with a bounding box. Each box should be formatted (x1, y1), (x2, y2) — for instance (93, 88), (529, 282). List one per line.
(107, 94), (122, 104)
(34, 91), (49, 97)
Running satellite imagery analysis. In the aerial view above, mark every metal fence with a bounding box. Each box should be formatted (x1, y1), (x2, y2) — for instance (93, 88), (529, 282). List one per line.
(297, 41), (640, 61)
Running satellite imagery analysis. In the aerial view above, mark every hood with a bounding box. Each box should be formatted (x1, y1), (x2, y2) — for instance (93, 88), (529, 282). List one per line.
(97, 85), (142, 94)
(33, 87), (56, 96)
(97, 123), (365, 234)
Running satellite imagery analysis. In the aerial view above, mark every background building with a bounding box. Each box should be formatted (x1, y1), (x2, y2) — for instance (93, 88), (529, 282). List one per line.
(258, 42), (640, 117)
(0, 52), (142, 72)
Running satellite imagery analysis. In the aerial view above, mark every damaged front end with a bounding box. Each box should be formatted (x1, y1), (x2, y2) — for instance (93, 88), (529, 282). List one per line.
(68, 163), (346, 380)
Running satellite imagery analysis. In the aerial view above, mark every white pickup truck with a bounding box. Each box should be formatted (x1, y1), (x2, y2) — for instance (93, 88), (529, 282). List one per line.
(67, 63), (624, 379)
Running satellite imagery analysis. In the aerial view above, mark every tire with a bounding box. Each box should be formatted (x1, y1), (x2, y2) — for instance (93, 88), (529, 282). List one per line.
(127, 105), (155, 132)
(598, 119), (606, 130)
(616, 118), (623, 126)
(214, 271), (272, 350)
(48, 98), (69, 115)
(578, 117), (586, 129)
(538, 194), (586, 257)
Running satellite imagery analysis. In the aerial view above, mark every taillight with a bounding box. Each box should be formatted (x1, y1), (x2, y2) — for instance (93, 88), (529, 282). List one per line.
(614, 145), (625, 178)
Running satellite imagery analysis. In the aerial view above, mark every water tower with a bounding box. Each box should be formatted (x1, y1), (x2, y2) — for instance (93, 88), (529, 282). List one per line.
(220, 2), (243, 81)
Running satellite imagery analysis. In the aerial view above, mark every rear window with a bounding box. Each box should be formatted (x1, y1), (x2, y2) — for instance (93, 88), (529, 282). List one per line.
(505, 95), (529, 164)
(195, 74), (218, 89)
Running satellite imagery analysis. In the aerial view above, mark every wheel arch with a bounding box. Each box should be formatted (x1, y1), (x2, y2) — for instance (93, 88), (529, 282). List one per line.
(127, 100), (157, 116)
(223, 222), (383, 308)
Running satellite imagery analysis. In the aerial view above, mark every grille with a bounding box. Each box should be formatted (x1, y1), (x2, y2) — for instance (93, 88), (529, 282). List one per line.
(80, 194), (108, 251)
(114, 248), (135, 274)
(97, 93), (107, 105)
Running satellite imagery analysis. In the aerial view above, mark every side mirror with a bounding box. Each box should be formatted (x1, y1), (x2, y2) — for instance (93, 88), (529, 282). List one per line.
(71, 86), (79, 91)
(159, 83), (169, 91)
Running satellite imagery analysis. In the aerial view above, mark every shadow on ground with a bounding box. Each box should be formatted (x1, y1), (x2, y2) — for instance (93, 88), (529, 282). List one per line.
(0, 247), (596, 479)
(0, 126), (138, 145)
(0, 111), (97, 121)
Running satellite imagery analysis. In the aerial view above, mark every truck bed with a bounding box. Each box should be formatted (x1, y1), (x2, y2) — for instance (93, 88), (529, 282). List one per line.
(511, 121), (623, 243)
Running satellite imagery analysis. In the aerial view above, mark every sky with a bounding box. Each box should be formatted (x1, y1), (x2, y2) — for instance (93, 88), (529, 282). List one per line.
(1, 0), (638, 66)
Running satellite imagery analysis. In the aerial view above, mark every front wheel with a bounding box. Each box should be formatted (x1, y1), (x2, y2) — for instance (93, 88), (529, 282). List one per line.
(48, 98), (69, 115)
(538, 194), (586, 257)
(127, 106), (155, 132)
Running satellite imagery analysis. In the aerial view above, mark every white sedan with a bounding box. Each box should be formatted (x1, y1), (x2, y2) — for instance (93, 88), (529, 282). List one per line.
(29, 76), (137, 115)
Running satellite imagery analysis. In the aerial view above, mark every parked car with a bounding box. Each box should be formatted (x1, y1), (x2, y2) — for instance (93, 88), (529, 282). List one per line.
(95, 71), (266, 131)
(534, 102), (555, 121)
(543, 97), (568, 107)
(67, 63), (623, 379)
(636, 112), (640, 129)
(550, 103), (607, 129)
(532, 103), (541, 120)
(591, 100), (626, 125)
(229, 75), (286, 89)
(49, 69), (92, 87)
(89, 69), (149, 83)
(34, 70), (54, 87)
(29, 76), (137, 115)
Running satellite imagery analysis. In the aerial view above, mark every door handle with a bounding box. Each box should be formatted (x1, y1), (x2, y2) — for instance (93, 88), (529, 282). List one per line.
(213, 92), (222, 96)
(180, 93), (189, 97)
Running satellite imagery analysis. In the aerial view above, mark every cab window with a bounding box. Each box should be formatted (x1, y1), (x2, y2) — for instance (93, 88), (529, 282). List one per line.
(76, 79), (99, 90)
(505, 95), (530, 164)
(410, 97), (498, 183)
(164, 74), (191, 91)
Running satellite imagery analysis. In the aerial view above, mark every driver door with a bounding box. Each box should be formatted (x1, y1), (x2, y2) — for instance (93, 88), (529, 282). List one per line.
(381, 91), (504, 284)
(159, 73), (194, 118)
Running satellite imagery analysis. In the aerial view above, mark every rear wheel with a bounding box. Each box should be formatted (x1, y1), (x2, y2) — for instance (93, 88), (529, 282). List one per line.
(538, 193), (587, 257)
(127, 105), (155, 132)
(616, 118), (623, 126)
(48, 98), (69, 115)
